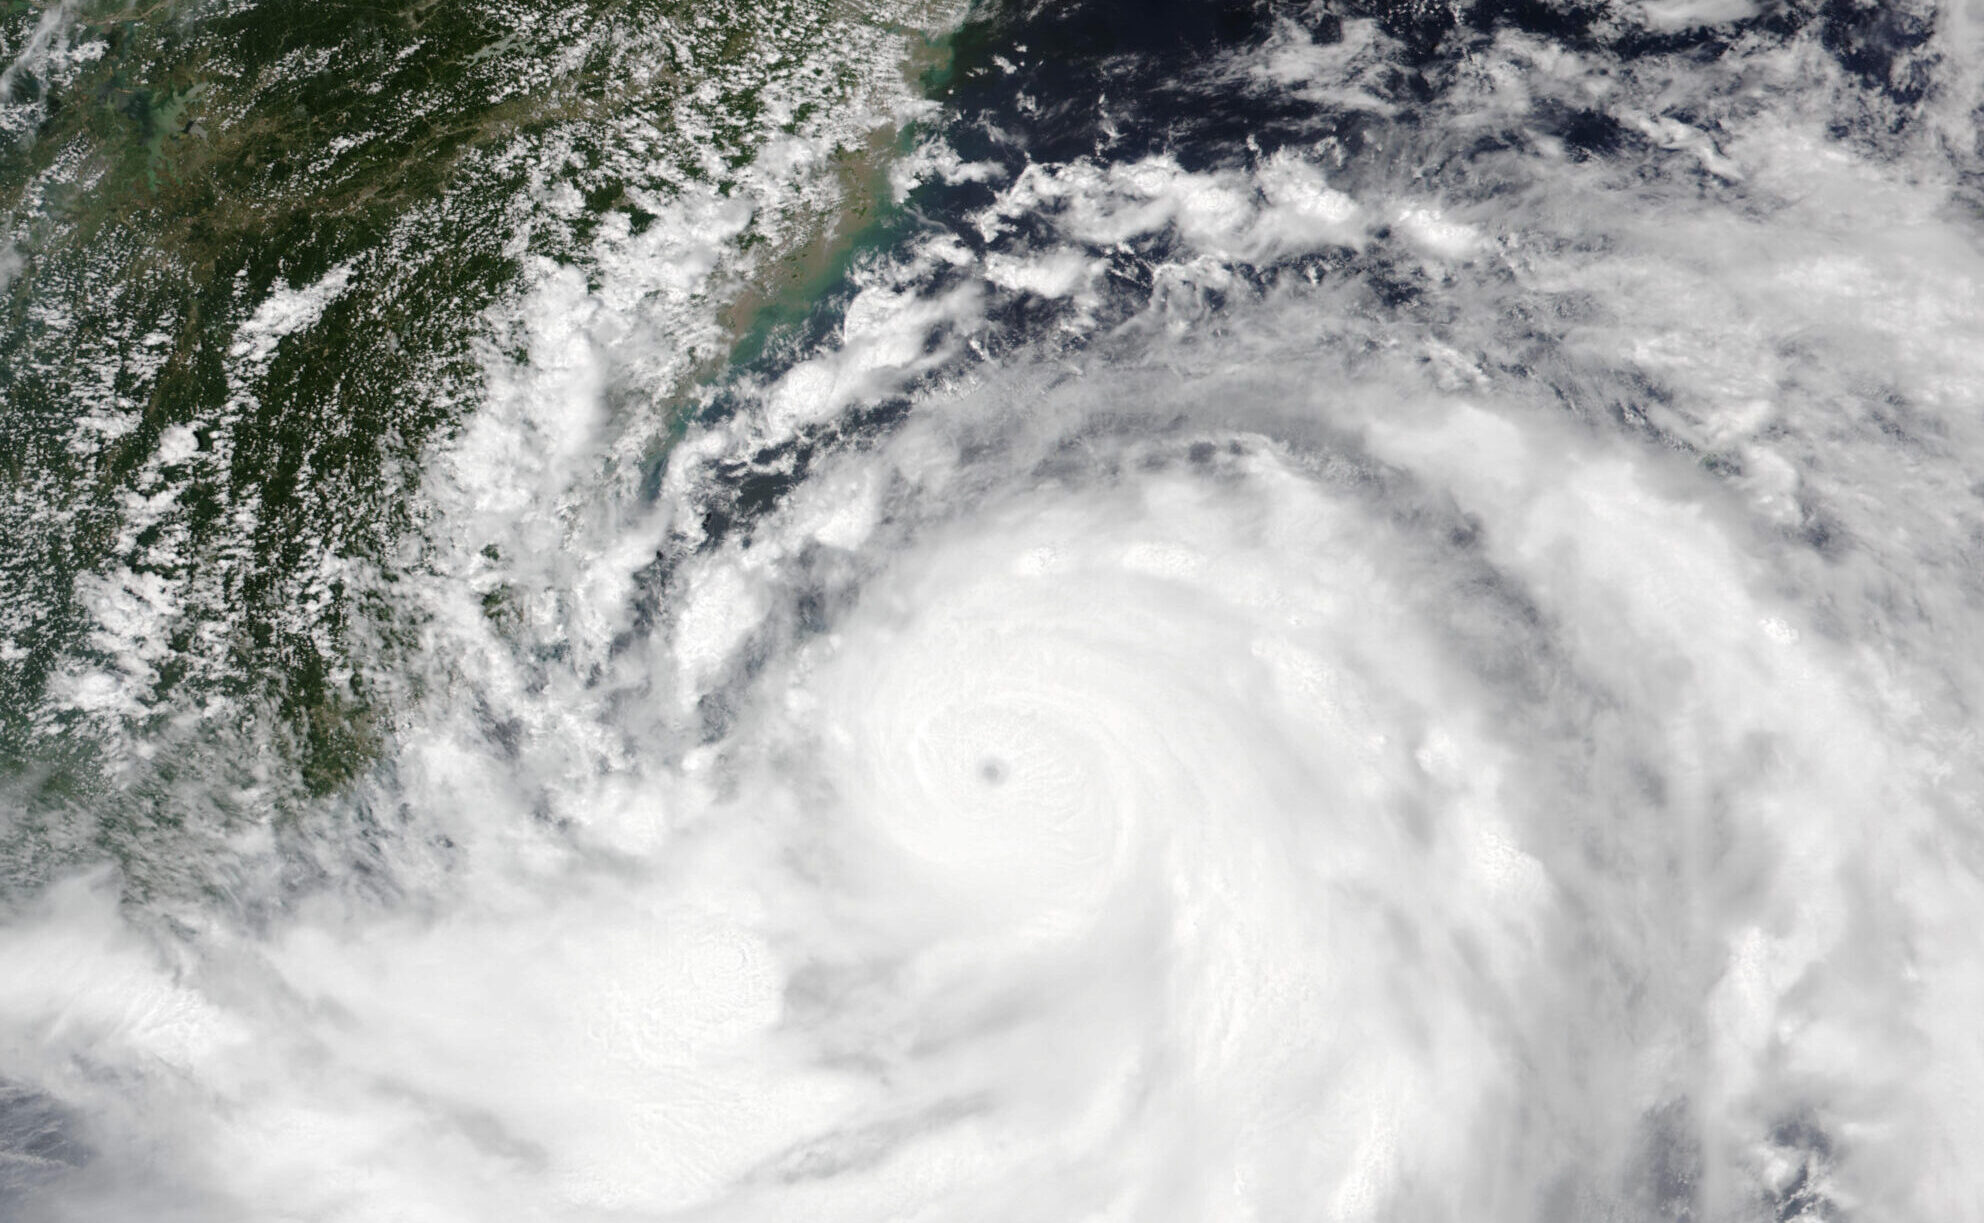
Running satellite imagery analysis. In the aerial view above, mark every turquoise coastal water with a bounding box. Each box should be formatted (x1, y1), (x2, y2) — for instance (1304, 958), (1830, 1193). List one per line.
(7, 0), (1984, 1217)
(1, 0), (959, 895)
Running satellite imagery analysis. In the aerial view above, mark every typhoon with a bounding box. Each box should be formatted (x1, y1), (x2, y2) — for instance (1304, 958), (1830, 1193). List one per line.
(4, 0), (1984, 1220)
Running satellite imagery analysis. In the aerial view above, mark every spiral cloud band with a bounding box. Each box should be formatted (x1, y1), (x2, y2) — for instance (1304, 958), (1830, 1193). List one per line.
(6, 1), (1984, 1219)
(649, 350), (1971, 1220)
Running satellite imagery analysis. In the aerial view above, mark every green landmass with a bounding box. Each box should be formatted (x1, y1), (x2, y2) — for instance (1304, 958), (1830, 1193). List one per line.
(0, 0), (958, 895)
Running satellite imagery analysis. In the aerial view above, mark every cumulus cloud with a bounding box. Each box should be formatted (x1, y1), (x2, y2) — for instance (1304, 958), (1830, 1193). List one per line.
(6, 3), (1984, 1220)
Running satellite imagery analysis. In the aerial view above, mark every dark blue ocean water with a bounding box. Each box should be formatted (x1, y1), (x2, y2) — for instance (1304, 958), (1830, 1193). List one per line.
(5, 1), (1982, 1218)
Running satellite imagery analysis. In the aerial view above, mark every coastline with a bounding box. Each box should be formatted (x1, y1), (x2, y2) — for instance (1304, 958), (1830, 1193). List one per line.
(0, 0), (970, 891)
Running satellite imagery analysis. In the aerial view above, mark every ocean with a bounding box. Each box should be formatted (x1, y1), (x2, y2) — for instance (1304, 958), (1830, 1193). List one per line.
(3, 0), (1983, 1218)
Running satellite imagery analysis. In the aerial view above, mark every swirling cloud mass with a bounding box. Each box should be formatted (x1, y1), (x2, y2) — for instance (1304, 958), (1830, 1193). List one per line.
(6, 1), (1984, 1220)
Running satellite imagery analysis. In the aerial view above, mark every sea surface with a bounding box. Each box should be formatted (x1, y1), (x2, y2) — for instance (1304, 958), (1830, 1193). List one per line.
(4, 0), (1984, 1219)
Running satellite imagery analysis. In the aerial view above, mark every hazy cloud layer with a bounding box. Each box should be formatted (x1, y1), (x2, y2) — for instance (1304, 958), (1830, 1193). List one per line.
(5, 2), (1984, 1220)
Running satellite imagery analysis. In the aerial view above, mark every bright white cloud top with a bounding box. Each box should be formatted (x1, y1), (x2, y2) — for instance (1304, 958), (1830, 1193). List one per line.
(5, 1), (1984, 1220)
